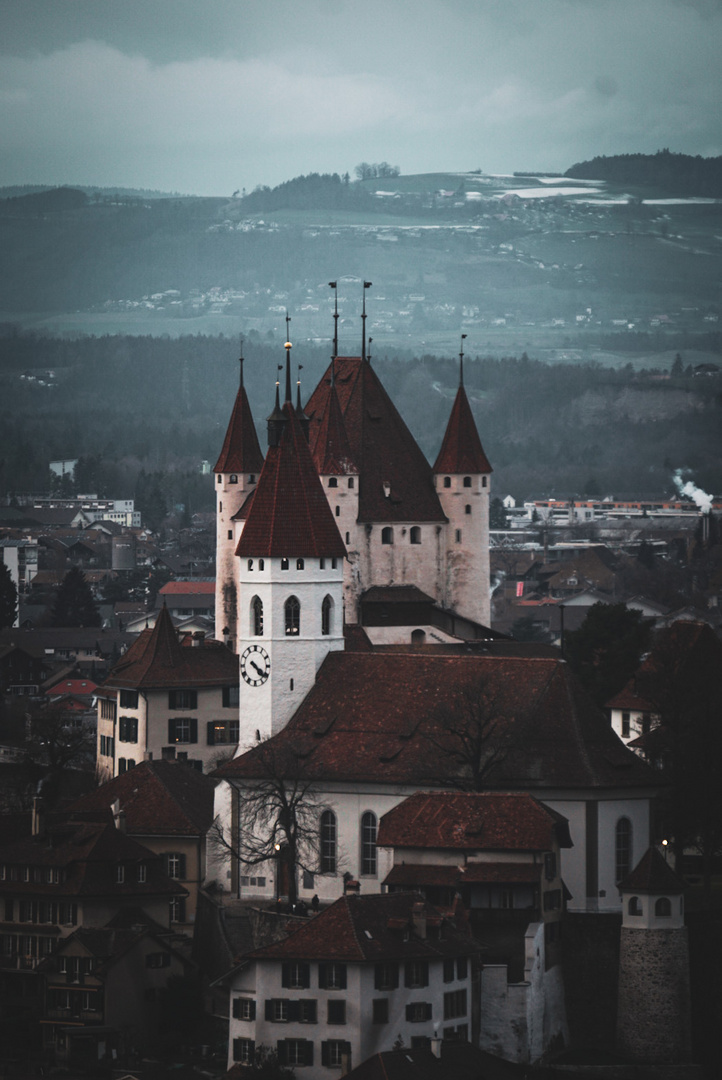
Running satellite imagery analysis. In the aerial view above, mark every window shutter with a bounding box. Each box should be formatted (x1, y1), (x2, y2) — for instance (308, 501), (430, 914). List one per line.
(321, 1042), (330, 1067)
(338, 965), (347, 990)
(425, 1003), (433, 1020)
(304, 1041), (314, 1066)
(281, 963), (290, 988)
(249, 999), (256, 1020)
(232, 998), (240, 1019)
(288, 1000), (299, 1022)
(222, 686), (230, 707)
(405, 1004), (413, 1022)
(276, 1041), (287, 1066)
(265, 1000), (274, 1021)
(168, 718), (176, 742)
(318, 964), (327, 989)
(189, 718), (198, 744)
(169, 691), (177, 709)
(179, 854), (187, 879)
(207, 722), (215, 746)
(300, 962), (310, 988)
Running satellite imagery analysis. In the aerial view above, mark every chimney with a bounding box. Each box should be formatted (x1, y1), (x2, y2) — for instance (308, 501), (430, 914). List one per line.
(412, 900), (427, 939)
(430, 1037), (442, 1059)
(191, 631), (205, 647)
(115, 809), (126, 833)
(340, 1051), (351, 1075)
(343, 876), (360, 896)
(31, 796), (44, 837)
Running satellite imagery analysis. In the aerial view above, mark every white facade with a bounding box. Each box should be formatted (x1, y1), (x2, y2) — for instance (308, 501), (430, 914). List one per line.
(215, 469), (258, 649)
(435, 471), (490, 627)
(227, 948), (472, 1076)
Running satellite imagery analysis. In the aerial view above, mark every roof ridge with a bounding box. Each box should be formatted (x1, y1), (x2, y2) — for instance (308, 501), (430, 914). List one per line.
(343, 894), (368, 961)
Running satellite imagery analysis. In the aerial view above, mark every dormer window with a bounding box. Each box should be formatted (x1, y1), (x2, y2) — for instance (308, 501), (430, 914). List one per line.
(230, 474), (238, 484)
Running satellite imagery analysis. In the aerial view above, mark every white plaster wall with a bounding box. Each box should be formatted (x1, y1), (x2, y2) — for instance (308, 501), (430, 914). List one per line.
(540, 799), (586, 912)
(621, 888), (684, 930)
(598, 797), (650, 911)
(435, 473), (490, 627)
(215, 472), (257, 647)
(363, 624), (464, 647)
(354, 521), (446, 612)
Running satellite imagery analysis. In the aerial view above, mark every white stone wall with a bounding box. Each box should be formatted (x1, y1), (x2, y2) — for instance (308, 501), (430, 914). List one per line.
(215, 471), (257, 647)
(435, 473), (491, 627)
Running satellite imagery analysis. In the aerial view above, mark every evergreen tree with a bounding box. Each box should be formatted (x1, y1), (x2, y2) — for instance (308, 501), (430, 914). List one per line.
(0, 562), (17, 629)
(51, 567), (101, 627)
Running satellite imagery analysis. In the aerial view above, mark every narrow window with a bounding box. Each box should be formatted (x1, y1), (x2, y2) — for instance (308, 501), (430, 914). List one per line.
(455, 529), (462, 543)
(482, 476), (487, 488)
(361, 812), (377, 876)
(322, 595), (333, 636)
(259, 558), (264, 570)
(463, 476), (472, 488)
(252, 596), (263, 636)
(328, 477), (338, 488)
(345, 531), (350, 544)
(335, 506), (340, 517)
(217, 475), (222, 484)
(230, 474), (238, 484)
(247, 559), (254, 571)
(285, 596), (300, 636)
(348, 477), (354, 488)
(320, 810), (337, 874)
(465, 504), (471, 515)
(281, 557), (289, 570)
(228, 530), (233, 540)
(621, 711), (630, 738)
(249, 474), (256, 484)
(410, 526), (421, 544)
(296, 558), (305, 570)
(331, 557), (338, 569)
(615, 817), (632, 883)
(381, 527), (393, 545)
(319, 558), (326, 569)
(628, 896), (642, 916)
(443, 476), (451, 488)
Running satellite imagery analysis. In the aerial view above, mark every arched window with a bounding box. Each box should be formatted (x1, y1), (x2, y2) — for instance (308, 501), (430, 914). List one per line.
(320, 810), (337, 874)
(463, 476), (472, 488)
(443, 476), (451, 488)
(328, 477), (338, 488)
(251, 596), (263, 636)
(335, 506), (340, 517)
(381, 527), (393, 545)
(217, 475), (222, 484)
(482, 476), (488, 488)
(281, 558), (289, 570)
(409, 527), (421, 544)
(411, 629), (426, 645)
(285, 596), (300, 636)
(361, 812), (377, 876)
(247, 559), (254, 571)
(655, 897), (671, 917)
(258, 558), (264, 571)
(322, 595), (333, 636)
(296, 558), (305, 570)
(628, 896), (642, 916)
(348, 477), (355, 488)
(230, 474), (238, 484)
(615, 818), (632, 883)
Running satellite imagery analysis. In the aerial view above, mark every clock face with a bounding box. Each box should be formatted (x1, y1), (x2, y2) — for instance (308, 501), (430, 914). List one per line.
(240, 644), (270, 686)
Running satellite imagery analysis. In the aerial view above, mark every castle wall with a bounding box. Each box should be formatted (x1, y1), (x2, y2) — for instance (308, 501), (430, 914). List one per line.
(435, 473), (490, 627)
(616, 927), (691, 1063)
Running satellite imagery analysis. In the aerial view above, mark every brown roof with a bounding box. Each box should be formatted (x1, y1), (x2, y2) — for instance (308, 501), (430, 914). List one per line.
(66, 760), (216, 837)
(159, 581), (215, 595)
(216, 652), (657, 792)
(344, 1042), (512, 1080)
(237, 403), (346, 558)
(214, 377), (265, 475)
(311, 379), (358, 476)
(103, 603), (236, 690)
(433, 384), (492, 475)
(246, 892), (473, 964)
(618, 846), (684, 894)
(305, 356), (446, 524)
(377, 792), (566, 851)
(606, 682), (655, 712)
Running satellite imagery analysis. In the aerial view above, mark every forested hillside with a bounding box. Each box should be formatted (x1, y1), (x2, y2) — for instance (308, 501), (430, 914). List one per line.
(565, 150), (722, 197)
(1, 330), (719, 510)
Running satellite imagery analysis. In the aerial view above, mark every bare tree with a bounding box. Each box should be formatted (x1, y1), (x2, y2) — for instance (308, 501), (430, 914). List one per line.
(421, 676), (511, 791)
(210, 739), (329, 907)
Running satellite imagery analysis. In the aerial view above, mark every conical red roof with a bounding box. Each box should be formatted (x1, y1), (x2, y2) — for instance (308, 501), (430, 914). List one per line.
(214, 381), (264, 475)
(433, 384), (492, 475)
(237, 403), (346, 558)
(311, 380), (357, 476)
(305, 357), (445, 523)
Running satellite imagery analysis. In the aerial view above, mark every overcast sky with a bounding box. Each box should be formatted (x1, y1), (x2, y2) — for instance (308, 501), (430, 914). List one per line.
(1, 0), (720, 195)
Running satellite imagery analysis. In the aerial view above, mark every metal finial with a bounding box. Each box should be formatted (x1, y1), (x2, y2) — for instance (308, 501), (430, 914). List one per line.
(459, 333), (467, 387)
(329, 281), (339, 360)
(361, 280), (372, 362)
(284, 336), (292, 404)
(239, 335), (244, 387)
(367, 337), (373, 365)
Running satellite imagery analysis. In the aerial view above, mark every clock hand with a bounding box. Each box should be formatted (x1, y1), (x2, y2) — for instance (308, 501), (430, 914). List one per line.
(250, 659), (264, 675)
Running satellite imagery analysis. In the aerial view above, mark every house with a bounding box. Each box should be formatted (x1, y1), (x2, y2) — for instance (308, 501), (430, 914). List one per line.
(158, 579), (216, 621)
(65, 759), (217, 927)
(38, 910), (194, 1066)
(377, 792), (571, 1061)
(223, 891), (477, 1078)
(96, 605), (239, 780)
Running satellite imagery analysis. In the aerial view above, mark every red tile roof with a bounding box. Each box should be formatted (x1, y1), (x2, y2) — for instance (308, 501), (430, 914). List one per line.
(377, 791), (564, 851)
(606, 682), (654, 712)
(237, 403), (346, 558)
(383, 865), (461, 888)
(160, 581), (215, 595)
(214, 378), (265, 475)
(246, 892), (473, 964)
(216, 652), (657, 792)
(618, 846), (684, 894)
(305, 357), (446, 523)
(103, 603), (237, 690)
(66, 760), (216, 836)
(433, 384), (492, 475)
(311, 379), (358, 476)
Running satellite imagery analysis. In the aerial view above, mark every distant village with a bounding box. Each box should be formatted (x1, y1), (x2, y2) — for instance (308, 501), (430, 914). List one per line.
(0, 329), (720, 1080)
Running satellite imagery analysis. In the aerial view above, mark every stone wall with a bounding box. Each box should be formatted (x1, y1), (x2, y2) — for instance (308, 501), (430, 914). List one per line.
(616, 927), (691, 1064)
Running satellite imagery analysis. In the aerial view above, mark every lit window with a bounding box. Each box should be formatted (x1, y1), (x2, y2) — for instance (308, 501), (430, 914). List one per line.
(284, 596), (300, 636)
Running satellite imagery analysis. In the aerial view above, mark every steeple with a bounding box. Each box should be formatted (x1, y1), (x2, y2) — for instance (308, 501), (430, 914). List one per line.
(311, 376), (357, 478)
(295, 362), (310, 442)
(433, 341), (492, 476)
(214, 338), (264, 475)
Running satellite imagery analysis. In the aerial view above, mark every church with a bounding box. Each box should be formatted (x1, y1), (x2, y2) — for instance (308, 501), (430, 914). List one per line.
(209, 325), (658, 919)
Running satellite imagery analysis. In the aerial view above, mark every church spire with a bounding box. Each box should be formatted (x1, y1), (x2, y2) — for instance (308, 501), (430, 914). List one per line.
(213, 337), (264, 475)
(284, 317), (293, 404)
(266, 363), (285, 448)
(433, 346), (492, 476)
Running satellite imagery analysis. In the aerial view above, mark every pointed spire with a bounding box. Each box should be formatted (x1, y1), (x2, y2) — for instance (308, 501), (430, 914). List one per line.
(433, 350), (492, 476)
(361, 281), (372, 362)
(284, 326), (293, 404)
(266, 363), (285, 448)
(312, 377), (357, 477)
(296, 362), (310, 442)
(214, 341), (264, 475)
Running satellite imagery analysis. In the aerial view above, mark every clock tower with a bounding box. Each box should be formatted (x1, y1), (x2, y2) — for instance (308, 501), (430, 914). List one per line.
(234, 344), (346, 751)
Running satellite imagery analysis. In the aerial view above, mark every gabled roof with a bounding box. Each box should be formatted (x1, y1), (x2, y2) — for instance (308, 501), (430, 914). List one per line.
(433, 384), (492, 475)
(103, 603), (236, 690)
(606, 682), (655, 712)
(214, 378), (264, 475)
(618, 846), (684, 894)
(246, 892), (473, 964)
(66, 760), (216, 837)
(377, 791), (568, 851)
(305, 356), (446, 523)
(237, 403), (346, 558)
(159, 581), (215, 596)
(216, 652), (657, 792)
(344, 1042), (515, 1080)
(311, 379), (358, 476)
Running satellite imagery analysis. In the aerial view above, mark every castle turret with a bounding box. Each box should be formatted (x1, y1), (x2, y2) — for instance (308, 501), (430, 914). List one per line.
(433, 341), (492, 627)
(214, 348), (265, 651)
(616, 846), (691, 1064)
(235, 344), (347, 749)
